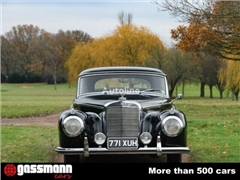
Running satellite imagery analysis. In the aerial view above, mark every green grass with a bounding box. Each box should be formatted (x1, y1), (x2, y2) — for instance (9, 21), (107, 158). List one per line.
(1, 83), (76, 118)
(187, 119), (240, 162)
(0, 126), (58, 162)
(173, 84), (240, 162)
(1, 83), (239, 162)
(175, 98), (240, 121)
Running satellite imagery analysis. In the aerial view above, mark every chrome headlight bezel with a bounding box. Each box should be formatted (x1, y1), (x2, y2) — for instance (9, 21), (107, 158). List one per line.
(161, 116), (184, 137)
(62, 116), (85, 137)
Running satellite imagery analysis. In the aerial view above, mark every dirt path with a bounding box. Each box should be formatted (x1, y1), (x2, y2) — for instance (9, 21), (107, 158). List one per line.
(1, 113), (190, 163)
(1, 112), (61, 126)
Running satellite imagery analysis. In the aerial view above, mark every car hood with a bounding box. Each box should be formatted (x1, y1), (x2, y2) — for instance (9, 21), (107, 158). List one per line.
(74, 94), (170, 110)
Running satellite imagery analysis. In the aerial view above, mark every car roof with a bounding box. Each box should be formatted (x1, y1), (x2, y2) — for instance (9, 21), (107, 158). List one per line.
(78, 66), (166, 77)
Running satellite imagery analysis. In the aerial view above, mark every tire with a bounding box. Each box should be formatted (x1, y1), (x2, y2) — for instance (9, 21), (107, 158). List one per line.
(64, 155), (80, 163)
(167, 154), (182, 163)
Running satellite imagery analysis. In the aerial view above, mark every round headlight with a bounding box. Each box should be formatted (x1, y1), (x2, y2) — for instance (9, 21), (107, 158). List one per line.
(94, 133), (106, 145)
(62, 116), (84, 137)
(161, 116), (183, 137)
(140, 132), (152, 145)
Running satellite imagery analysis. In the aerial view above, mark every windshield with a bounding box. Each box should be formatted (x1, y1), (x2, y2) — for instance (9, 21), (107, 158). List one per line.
(78, 73), (167, 96)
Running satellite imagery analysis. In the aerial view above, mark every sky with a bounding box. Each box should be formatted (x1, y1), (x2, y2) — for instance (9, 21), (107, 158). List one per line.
(1, 0), (184, 45)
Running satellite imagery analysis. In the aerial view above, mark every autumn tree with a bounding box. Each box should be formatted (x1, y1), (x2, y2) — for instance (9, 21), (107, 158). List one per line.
(65, 30), (92, 43)
(170, 23), (218, 56)
(44, 30), (76, 89)
(114, 25), (165, 66)
(153, 0), (240, 61)
(218, 60), (240, 101)
(1, 24), (46, 82)
(1, 25), (92, 84)
(153, 0), (240, 99)
(1, 36), (15, 80)
(66, 24), (166, 84)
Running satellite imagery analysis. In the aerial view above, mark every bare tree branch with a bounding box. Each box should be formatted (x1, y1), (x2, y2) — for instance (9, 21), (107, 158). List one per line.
(118, 11), (133, 26)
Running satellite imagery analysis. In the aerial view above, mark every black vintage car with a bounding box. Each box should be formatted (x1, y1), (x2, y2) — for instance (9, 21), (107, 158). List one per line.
(55, 66), (190, 163)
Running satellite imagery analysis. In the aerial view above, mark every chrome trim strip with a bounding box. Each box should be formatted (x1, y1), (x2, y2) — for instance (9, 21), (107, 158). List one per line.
(56, 134), (189, 156)
(79, 72), (165, 78)
(55, 135), (190, 157)
(104, 100), (142, 110)
(55, 146), (190, 156)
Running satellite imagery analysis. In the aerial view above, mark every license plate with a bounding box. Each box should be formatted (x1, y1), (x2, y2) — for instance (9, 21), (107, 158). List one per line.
(107, 137), (138, 149)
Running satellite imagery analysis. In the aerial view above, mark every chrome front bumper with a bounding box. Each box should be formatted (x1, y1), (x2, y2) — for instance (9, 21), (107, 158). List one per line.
(55, 136), (190, 157)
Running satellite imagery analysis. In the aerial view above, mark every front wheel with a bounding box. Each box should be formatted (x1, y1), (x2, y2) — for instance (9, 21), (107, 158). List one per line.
(64, 155), (80, 163)
(167, 154), (182, 163)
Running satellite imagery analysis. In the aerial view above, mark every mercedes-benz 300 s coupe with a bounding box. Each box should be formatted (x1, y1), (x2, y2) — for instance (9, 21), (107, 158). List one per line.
(55, 66), (190, 163)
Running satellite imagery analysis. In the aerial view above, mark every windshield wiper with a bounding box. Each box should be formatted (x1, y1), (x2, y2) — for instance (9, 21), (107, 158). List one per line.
(140, 89), (162, 93)
(139, 89), (166, 97)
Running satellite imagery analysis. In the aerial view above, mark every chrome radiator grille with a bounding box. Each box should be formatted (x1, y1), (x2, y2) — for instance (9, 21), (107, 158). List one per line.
(105, 105), (140, 137)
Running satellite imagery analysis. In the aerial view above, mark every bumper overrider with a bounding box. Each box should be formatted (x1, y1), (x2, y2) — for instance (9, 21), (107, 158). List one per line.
(55, 136), (190, 157)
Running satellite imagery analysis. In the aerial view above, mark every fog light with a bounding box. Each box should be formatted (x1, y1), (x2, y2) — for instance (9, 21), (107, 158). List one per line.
(94, 133), (106, 145)
(140, 132), (152, 145)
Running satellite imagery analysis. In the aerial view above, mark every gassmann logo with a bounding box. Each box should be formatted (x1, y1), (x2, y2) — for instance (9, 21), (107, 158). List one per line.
(4, 163), (72, 177)
(17, 164), (72, 176)
(4, 164), (17, 177)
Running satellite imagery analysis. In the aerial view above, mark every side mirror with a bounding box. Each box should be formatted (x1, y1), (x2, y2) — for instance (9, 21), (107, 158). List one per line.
(177, 94), (183, 99)
(171, 94), (183, 103)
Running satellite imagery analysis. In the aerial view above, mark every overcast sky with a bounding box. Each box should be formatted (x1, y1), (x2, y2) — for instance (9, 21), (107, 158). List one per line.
(1, 0), (184, 45)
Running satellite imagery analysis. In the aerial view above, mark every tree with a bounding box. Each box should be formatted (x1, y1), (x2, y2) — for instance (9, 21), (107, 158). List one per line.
(154, 1), (240, 98)
(201, 54), (225, 98)
(145, 41), (166, 70)
(44, 30), (76, 89)
(1, 24), (46, 82)
(1, 24), (92, 84)
(218, 60), (240, 101)
(170, 23), (218, 55)
(65, 30), (92, 43)
(118, 11), (133, 26)
(1, 36), (15, 79)
(113, 25), (164, 66)
(162, 47), (196, 98)
(153, 0), (240, 61)
(65, 24), (166, 84)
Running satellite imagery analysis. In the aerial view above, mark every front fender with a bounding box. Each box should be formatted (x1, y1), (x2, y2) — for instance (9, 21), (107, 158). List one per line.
(85, 112), (105, 142)
(158, 109), (187, 128)
(158, 109), (187, 147)
(140, 112), (161, 136)
(58, 110), (87, 148)
(140, 109), (187, 147)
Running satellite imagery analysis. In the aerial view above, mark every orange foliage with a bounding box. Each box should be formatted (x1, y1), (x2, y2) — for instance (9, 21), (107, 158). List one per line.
(171, 23), (219, 54)
(66, 24), (165, 83)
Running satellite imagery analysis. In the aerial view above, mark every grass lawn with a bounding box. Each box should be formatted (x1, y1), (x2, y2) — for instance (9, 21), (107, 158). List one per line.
(1, 126), (58, 162)
(1, 83), (239, 162)
(1, 83), (76, 118)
